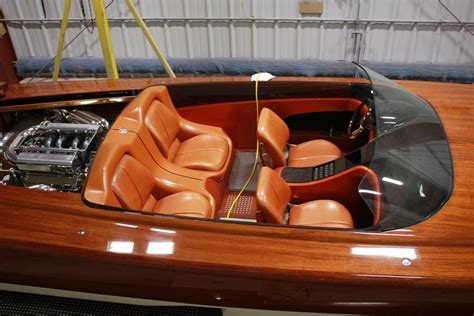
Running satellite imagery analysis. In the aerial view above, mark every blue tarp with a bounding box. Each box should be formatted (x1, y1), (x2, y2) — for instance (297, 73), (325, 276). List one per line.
(16, 57), (474, 83)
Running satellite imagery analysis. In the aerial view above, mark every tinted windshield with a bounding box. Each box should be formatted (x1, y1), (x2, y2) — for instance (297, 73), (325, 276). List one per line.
(358, 65), (453, 231)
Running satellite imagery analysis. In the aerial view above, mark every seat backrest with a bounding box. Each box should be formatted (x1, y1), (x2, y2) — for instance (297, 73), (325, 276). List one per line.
(111, 86), (182, 159)
(84, 127), (217, 213)
(111, 154), (156, 211)
(256, 167), (292, 224)
(144, 100), (181, 159)
(83, 129), (159, 208)
(257, 108), (290, 168)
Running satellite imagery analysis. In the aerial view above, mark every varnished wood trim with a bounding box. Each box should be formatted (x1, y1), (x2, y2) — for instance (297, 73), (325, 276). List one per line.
(0, 77), (370, 102)
(0, 95), (135, 113)
(0, 82), (6, 97)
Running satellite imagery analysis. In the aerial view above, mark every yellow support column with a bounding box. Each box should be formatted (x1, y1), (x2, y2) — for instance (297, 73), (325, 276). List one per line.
(125, 0), (176, 78)
(52, 0), (72, 81)
(91, 0), (118, 79)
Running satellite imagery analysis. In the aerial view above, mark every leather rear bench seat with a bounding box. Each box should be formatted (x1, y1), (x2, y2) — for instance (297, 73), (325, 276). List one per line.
(113, 155), (211, 218)
(84, 130), (215, 218)
(112, 86), (232, 181)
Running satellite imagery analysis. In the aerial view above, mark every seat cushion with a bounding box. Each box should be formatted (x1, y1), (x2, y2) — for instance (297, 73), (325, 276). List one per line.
(172, 134), (229, 172)
(150, 191), (211, 218)
(287, 139), (342, 167)
(289, 200), (354, 228)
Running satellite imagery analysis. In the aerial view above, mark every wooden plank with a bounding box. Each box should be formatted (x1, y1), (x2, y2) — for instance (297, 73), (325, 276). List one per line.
(1, 77), (368, 102)
(299, 1), (323, 14)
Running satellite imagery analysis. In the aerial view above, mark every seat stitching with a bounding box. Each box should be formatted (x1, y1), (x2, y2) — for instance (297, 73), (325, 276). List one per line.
(267, 180), (286, 215)
(152, 108), (172, 147)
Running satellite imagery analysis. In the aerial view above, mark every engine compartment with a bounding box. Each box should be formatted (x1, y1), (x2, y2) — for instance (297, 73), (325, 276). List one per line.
(1, 109), (109, 192)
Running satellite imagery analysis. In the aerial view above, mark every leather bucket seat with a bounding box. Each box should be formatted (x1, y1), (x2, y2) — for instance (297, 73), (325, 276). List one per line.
(112, 86), (232, 181)
(256, 167), (354, 228)
(112, 154), (211, 217)
(257, 108), (341, 168)
(84, 129), (215, 217)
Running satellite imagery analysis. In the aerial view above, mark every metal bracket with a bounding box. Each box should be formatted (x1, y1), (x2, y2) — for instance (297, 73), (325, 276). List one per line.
(51, 0), (175, 81)
(351, 31), (363, 63)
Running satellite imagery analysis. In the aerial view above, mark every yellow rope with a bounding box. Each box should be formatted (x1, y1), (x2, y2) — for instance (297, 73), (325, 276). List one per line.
(226, 75), (260, 218)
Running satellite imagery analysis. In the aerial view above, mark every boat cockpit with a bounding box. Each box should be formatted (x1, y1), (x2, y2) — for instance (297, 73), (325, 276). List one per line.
(0, 64), (453, 232)
(83, 79), (379, 230)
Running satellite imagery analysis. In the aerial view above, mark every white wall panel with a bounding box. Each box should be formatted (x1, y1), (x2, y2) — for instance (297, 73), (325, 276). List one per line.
(0, 0), (473, 64)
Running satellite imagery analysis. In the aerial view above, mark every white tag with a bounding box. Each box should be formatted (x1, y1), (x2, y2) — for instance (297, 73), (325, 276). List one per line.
(251, 72), (275, 82)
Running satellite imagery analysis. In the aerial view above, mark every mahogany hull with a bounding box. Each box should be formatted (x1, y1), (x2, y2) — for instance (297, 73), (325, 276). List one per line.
(0, 78), (473, 313)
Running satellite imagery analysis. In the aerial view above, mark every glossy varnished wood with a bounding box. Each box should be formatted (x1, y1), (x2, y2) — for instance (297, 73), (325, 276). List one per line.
(0, 77), (368, 101)
(0, 78), (473, 313)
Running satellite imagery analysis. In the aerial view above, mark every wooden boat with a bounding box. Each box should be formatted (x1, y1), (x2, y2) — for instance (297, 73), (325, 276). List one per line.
(0, 64), (473, 313)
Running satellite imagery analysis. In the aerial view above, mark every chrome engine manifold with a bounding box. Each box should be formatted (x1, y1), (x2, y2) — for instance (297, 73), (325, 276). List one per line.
(2, 109), (108, 191)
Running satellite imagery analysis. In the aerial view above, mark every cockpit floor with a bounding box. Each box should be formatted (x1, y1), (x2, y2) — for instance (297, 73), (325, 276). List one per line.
(227, 150), (262, 192)
(215, 192), (257, 220)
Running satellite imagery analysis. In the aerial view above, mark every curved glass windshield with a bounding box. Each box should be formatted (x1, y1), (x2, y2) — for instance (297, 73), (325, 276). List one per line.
(358, 65), (453, 231)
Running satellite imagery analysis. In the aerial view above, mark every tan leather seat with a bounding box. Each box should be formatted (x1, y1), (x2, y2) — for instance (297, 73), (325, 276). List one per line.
(112, 86), (232, 180)
(144, 99), (229, 172)
(289, 200), (353, 228)
(84, 129), (216, 217)
(256, 167), (353, 228)
(112, 154), (211, 217)
(257, 108), (341, 168)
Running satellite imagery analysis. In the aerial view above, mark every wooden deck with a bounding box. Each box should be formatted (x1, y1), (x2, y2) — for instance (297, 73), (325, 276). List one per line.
(0, 78), (473, 313)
